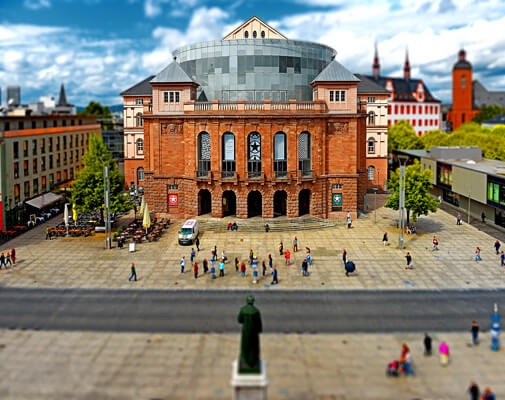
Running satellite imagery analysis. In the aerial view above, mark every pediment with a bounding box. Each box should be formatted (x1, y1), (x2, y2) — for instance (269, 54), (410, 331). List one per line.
(223, 16), (287, 40)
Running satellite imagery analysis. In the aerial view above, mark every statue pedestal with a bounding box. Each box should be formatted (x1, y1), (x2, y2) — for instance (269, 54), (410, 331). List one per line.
(231, 359), (267, 400)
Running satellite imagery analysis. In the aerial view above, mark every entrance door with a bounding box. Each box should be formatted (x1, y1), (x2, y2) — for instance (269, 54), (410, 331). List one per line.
(198, 189), (212, 215)
(273, 190), (287, 217)
(299, 189), (310, 216)
(247, 191), (262, 218)
(222, 190), (236, 217)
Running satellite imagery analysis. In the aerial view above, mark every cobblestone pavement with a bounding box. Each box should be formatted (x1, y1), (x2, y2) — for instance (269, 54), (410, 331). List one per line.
(0, 206), (504, 290)
(0, 329), (503, 399)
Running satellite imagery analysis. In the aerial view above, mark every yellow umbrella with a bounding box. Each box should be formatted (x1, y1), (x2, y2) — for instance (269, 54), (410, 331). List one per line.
(142, 202), (151, 233)
(139, 195), (145, 217)
(72, 204), (78, 223)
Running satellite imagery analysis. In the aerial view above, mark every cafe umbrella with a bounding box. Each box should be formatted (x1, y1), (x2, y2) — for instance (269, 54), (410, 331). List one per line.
(142, 202), (151, 234)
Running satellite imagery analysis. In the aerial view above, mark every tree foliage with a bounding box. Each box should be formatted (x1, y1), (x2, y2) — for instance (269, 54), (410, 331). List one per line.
(388, 120), (424, 152)
(472, 104), (505, 124)
(385, 160), (438, 223)
(78, 101), (111, 118)
(71, 134), (131, 219)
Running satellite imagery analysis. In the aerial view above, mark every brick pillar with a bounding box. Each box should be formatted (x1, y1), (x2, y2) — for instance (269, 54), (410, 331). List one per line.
(212, 187), (223, 218)
(287, 188), (298, 218)
(236, 188), (247, 219)
(263, 188), (274, 218)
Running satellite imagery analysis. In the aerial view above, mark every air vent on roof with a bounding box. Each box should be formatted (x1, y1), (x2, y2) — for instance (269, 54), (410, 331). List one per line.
(466, 160), (476, 164)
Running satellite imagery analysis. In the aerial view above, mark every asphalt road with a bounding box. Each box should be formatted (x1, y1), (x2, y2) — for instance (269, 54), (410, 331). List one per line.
(0, 287), (503, 333)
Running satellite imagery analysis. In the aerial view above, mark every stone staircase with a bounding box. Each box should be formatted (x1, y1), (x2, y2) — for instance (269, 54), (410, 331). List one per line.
(195, 215), (341, 232)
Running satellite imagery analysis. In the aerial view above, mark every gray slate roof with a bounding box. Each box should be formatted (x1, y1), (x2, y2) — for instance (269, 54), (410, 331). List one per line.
(473, 80), (505, 109)
(354, 74), (390, 94)
(151, 61), (196, 84)
(312, 59), (359, 83)
(483, 113), (505, 126)
(454, 60), (472, 70)
(120, 75), (155, 96)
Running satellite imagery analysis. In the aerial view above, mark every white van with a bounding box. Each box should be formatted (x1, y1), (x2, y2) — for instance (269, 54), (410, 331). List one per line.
(178, 219), (199, 245)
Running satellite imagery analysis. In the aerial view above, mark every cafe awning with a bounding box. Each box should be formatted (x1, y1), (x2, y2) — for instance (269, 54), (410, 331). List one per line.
(25, 192), (64, 209)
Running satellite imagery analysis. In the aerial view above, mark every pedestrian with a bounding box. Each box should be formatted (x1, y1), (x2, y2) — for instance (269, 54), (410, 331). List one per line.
(271, 265), (279, 285)
(0, 253), (5, 269)
(211, 245), (217, 262)
(302, 259), (309, 276)
(293, 236), (298, 252)
(467, 382), (480, 400)
(285, 249), (291, 265)
(494, 240), (501, 255)
(501, 251), (505, 267)
(403, 347), (414, 376)
(195, 236), (200, 251)
(264, 223), (270, 232)
(210, 261), (216, 279)
(279, 241), (283, 256)
(180, 256), (186, 274)
(424, 333), (432, 356)
(241, 262), (246, 277)
(129, 263), (137, 281)
(475, 247), (482, 262)
(249, 249), (254, 265)
(262, 260), (266, 276)
(5, 252), (12, 267)
(342, 249), (347, 264)
(481, 212), (486, 223)
(203, 258), (209, 274)
(439, 341), (450, 366)
(432, 235), (439, 251)
(235, 257), (239, 272)
(268, 254), (273, 269)
(405, 252), (413, 269)
(471, 320), (479, 345)
(382, 232), (388, 246)
(221, 249), (227, 263)
(306, 250), (312, 267)
(482, 388), (495, 400)
(218, 259), (225, 277)
(344, 260), (355, 276)
(193, 262), (198, 279)
(190, 248), (196, 263)
(457, 213), (462, 225)
(347, 215), (352, 229)
(10, 248), (15, 265)
(46, 227), (51, 240)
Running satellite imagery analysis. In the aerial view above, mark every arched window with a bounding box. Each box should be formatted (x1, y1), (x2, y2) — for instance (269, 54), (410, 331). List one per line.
(261, 30), (265, 38)
(221, 132), (235, 178)
(136, 138), (144, 153)
(137, 167), (144, 181)
(274, 132), (287, 178)
(136, 113), (143, 127)
(247, 132), (261, 178)
(368, 138), (375, 154)
(298, 131), (311, 176)
(368, 111), (375, 126)
(253, 30), (257, 38)
(368, 165), (375, 181)
(197, 131), (211, 177)
(244, 31), (249, 38)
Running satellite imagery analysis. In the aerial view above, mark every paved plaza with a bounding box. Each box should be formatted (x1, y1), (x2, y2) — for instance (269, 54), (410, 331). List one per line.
(0, 205), (504, 290)
(0, 329), (503, 399)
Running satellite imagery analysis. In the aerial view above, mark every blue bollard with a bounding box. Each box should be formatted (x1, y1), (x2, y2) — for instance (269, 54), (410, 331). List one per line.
(490, 303), (500, 351)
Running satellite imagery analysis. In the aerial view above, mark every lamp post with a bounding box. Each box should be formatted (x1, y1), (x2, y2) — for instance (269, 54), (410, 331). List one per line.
(398, 155), (409, 249)
(373, 188), (378, 224)
(104, 165), (111, 249)
(490, 303), (500, 351)
(467, 189), (471, 225)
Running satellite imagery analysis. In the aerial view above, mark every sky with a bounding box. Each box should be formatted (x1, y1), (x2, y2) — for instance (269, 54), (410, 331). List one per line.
(1, 0), (504, 107)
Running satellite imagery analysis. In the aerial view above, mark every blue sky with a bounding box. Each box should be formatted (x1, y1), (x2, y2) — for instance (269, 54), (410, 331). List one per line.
(1, 0), (504, 106)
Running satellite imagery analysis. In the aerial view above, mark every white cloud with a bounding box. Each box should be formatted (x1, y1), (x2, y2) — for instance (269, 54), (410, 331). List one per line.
(143, 0), (200, 18)
(23, 0), (51, 10)
(144, 0), (162, 17)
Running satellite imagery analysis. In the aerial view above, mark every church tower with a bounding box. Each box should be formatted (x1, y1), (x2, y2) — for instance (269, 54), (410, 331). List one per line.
(403, 48), (410, 80)
(372, 42), (380, 79)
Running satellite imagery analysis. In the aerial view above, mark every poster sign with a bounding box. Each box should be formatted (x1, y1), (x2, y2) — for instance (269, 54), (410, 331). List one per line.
(332, 193), (342, 206)
(223, 134), (235, 160)
(169, 194), (178, 206)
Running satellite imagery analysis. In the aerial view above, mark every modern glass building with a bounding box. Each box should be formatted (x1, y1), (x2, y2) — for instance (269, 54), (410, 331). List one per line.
(173, 39), (336, 102)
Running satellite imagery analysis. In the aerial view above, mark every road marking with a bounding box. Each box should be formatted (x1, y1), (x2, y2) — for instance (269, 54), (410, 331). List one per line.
(133, 292), (138, 299)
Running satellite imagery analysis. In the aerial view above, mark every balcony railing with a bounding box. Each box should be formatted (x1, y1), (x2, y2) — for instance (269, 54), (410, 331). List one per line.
(183, 100), (327, 114)
(221, 160), (236, 178)
(274, 160), (287, 178)
(197, 160), (211, 177)
(299, 159), (312, 177)
(247, 160), (262, 179)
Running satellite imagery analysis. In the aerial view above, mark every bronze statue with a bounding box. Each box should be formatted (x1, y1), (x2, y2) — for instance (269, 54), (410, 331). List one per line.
(237, 294), (263, 373)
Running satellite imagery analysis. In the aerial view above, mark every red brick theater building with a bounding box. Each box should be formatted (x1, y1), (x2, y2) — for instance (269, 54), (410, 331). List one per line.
(121, 17), (368, 220)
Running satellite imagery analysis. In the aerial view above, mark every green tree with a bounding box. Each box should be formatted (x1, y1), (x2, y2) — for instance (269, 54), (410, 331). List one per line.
(388, 120), (424, 152)
(78, 101), (113, 130)
(421, 129), (449, 149)
(472, 104), (505, 124)
(385, 159), (438, 225)
(71, 134), (131, 223)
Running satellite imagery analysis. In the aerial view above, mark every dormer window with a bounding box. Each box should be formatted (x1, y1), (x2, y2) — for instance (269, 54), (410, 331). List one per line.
(164, 91), (180, 103)
(329, 90), (346, 103)
(244, 31), (249, 38)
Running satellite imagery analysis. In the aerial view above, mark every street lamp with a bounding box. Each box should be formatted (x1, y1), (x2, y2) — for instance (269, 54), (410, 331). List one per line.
(398, 154), (409, 249)
(467, 188), (471, 225)
(373, 188), (378, 224)
(491, 303), (500, 351)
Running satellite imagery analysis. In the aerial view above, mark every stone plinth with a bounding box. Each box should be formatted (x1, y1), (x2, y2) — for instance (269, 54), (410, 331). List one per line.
(231, 359), (267, 400)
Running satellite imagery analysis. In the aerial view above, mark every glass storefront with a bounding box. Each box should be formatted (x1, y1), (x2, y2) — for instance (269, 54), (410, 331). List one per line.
(487, 179), (505, 208)
(437, 163), (452, 187)
(173, 39), (335, 101)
